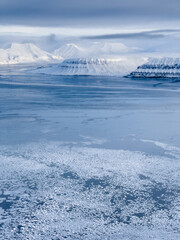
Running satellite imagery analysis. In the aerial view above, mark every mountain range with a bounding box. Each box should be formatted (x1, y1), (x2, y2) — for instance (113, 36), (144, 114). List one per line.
(0, 42), (137, 65)
(1, 42), (180, 78)
(0, 43), (62, 64)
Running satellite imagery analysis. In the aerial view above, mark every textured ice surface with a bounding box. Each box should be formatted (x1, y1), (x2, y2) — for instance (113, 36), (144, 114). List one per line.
(0, 140), (179, 240)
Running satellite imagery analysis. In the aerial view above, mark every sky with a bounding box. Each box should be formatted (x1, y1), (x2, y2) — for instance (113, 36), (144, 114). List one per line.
(0, 0), (180, 54)
(1, 0), (180, 28)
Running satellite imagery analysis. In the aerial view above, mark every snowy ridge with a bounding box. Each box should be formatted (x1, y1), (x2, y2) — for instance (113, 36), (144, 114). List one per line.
(99, 42), (134, 54)
(33, 57), (145, 76)
(53, 42), (136, 59)
(54, 43), (86, 59)
(0, 43), (63, 65)
(129, 57), (180, 78)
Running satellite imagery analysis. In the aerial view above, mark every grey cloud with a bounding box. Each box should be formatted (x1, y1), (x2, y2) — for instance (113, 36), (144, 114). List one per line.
(0, 0), (180, 27)
(0, 34), (65, 52)
(83, 29), (180, 40)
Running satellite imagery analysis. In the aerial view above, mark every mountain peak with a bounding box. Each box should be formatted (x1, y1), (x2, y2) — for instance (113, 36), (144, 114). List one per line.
(54, 43), (86, 58)
(0, 43), (63, 65)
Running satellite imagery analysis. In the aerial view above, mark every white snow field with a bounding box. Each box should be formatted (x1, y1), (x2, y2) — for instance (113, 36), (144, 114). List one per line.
(33, 57), (146, 76)
(0, 43), (63, 64)
(130, 57), (180, 78)
(0, 140), (179, 240)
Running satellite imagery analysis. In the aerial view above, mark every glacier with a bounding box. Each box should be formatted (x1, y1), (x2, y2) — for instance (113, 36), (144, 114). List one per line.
(129, 57), (180, 78)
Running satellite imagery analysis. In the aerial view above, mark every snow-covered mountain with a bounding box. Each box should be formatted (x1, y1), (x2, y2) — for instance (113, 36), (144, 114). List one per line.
(54, 43), (86, 59)
(0, 43), (63, 64)
(53, 42), (137, 59)
(33, 57), (146, 76)
(129, 57), (180, 78)
(0, 41), (138, 66)
(90, 42), (135, 56)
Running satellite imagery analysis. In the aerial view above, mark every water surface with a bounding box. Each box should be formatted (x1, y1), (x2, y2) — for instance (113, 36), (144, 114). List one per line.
(0, 71), (180, 239)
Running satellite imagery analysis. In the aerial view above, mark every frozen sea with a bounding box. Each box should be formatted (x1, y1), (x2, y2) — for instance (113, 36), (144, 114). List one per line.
(0, 67), (180, 239)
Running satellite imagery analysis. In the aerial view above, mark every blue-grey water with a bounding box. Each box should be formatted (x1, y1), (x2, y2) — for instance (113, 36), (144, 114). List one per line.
(0, 69), (180, 239)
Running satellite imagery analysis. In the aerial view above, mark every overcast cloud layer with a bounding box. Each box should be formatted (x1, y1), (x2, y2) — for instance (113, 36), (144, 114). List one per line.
(1, 0), (180, 27)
